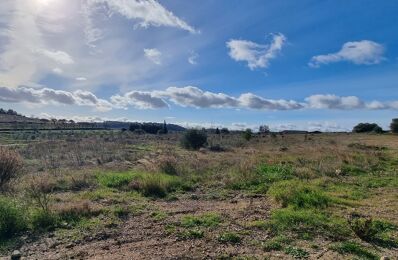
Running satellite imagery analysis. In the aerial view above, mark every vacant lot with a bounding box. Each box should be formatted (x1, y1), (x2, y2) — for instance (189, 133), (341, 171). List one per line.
(1, 131), (397, 259)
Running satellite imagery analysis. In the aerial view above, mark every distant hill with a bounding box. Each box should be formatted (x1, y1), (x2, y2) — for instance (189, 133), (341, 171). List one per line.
(0, 108), (186, 132)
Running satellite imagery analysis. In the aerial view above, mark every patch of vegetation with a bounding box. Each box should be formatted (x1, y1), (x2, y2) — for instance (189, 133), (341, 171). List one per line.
(97, 172), (135, 189)
(180, 129), (207, 150)
(177, 228), (204, 239)
(284, 246), (309, 259)
(218, 232), (241, 244)
(97, 171), (191, 197)
(30, 209), (58, 232)
(268, 180), (331, 209)
(0, 197), (27, 240)
(268, 208), (350, 240)
(348, 213), (398, 248)
(150, 211), (168, 222)
(261, 236), (290, 252)
(257, 164), (294, 182)
(246, 220), (267, 229)
(330, 241), (378, 260)
(181, 212), (222, 228)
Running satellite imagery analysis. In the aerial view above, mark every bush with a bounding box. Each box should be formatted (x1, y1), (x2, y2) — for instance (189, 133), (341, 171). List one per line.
(0, 148), (23, 191)
(352, 123), (383, 133)
(268, 180), (331, 209)
(180, 129), (207, 150)
(30, 210), (58, 232)
(0, 197), (27, 240)
(242, 128), (253, 141)
(391, 118), (398, 133)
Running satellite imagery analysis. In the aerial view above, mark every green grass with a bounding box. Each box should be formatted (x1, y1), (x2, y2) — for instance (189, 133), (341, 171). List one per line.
(257, 164), (294, 182)
(331, 241), (379, 260)
(218, 232), (241, 244)
(268, 208), (350, 240)
(181, 212), (222, 228)
(261, 236), (288, 252)
(268, 180), (331, 209)
(96, 171), (192, 197)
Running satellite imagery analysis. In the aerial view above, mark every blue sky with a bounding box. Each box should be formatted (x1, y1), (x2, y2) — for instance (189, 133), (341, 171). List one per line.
(0, 0), (397, 131)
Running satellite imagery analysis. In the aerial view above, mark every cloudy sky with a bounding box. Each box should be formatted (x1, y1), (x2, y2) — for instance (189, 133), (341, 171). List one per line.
(0, 0), (397, 131)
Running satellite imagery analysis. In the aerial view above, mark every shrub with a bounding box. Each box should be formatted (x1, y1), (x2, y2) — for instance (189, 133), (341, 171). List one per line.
(242, 128), (253, 141)
(0, 197), (27, 240)
(391, 118), (398, 133)
(268, 180), (331, 209)
(0, 148), (23, 191)
(352, 123), (383, 133)
(218, 232), (241, 244)
(180, 129), (207, 150)
(156, 156), (179, 175)
(26, 173), (56, 212)
(30, 210), (58, 232)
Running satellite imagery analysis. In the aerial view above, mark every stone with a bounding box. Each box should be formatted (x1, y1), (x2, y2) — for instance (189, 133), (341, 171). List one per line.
(11, 250), (22, 260)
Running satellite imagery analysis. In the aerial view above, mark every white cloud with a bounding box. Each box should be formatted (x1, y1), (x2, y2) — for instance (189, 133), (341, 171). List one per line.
(35, 49), (74, 65)
(0, 86), (112, 112)
(144, 48), (162, 65)
(305, 94), (364, 109)
(238, 93), (304, 110)
(111, 91), (168, 109)
(188, 51), (198, 65)
(160, 86), (239, 108)
(87, 0), (197, 34)
(226, 33), (286, 70)
(309, 40), (385, 67)
(75, 77), (87, 81)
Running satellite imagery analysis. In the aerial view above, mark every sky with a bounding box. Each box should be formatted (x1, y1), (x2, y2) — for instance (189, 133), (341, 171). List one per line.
(0, 0), (397, 131)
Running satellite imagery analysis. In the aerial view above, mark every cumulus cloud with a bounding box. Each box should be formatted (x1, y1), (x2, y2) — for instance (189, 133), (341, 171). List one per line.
(111, 91), (168, 109)
(87, 0), (197, 34)
(305, 94), (364, 109)
(226, 33), (286, 70)
(2, 85), (398, 113)
(0, 86), (112, 111)
(309, 40), (385, 67)
(238, 93), (304, 110)
(35, 49), (74, 65)
(160, 86), (239, 108)
(144, 48), (162, 65)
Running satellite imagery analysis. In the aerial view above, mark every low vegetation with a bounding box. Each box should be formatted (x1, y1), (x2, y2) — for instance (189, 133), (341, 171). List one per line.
(0, 126), (397, 258)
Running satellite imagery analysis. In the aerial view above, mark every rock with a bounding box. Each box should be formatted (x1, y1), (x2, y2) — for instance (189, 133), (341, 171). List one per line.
(11, 250), (22, 260)
(380, 257), (390, 260)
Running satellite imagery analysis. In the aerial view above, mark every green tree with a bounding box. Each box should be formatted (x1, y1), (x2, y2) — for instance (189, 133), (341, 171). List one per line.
(242, 128), (253, 141)
(181, 129), (207, 150)
(391, 118), (398, 133)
